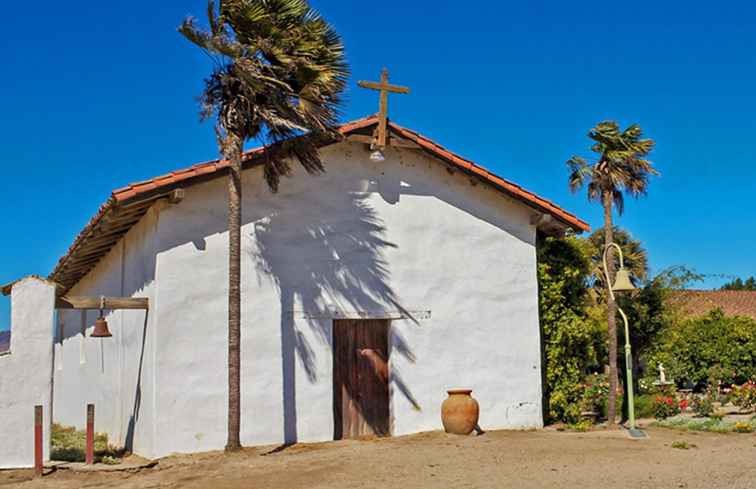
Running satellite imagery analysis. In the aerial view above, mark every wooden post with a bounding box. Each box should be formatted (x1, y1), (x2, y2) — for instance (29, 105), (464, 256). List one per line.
(86, 404), (95, 465)
(34, 405), (43, 477)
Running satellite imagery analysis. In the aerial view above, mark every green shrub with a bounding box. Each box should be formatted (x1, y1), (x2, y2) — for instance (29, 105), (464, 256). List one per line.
(634, 394), (656, 418)
(51, 423), (122, 463)
(538, 236), (604, 423)
(566, 419), (593, 432)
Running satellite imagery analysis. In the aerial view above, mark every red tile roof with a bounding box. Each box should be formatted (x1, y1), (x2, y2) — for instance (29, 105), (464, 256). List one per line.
(670, 290), (756, 320)
(47, 115), (589, 293)
(110, 116), (377, 204)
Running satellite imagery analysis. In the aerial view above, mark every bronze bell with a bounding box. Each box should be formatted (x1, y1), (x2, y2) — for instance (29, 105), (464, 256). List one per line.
(91, 315), (112, 338)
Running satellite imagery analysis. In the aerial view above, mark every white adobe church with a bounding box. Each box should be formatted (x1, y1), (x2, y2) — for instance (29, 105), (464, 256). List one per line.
(0, 114), (588, 464)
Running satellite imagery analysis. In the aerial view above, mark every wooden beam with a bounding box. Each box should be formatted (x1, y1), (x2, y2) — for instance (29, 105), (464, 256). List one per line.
(55, 296), (149, 310)
(59, 259), (101, 272)
(346, 134), (374, 145)
(168, 188), (185, 204)
(346, 134), (421, 150)
(80, 221), (139, 243)
(356, 81), (410, 94)
(69, 243), (119, 261)
(389, 136), (421, 149)
(109, 206), (151, 219)
(530, 214), (552, 227)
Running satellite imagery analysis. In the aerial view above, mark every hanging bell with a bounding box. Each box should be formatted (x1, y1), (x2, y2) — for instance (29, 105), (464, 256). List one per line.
(91, 315), (112, 338)
(611, 267), (636, 293)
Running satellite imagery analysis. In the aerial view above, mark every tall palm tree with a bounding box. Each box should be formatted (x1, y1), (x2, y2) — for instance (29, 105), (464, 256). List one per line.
(567, 121), (658, 425)
(179, 0), (348, 451)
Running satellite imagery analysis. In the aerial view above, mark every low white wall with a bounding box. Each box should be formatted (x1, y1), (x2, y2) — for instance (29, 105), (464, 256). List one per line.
(0, 277), (56, 469)
(54, 207), (159, 459)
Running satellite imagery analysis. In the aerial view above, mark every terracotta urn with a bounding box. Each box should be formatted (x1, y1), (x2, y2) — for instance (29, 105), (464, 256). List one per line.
(441, 389), (479, 435)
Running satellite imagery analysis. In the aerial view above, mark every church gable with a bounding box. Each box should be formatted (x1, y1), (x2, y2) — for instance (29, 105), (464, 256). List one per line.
(45, 115), (588, 295)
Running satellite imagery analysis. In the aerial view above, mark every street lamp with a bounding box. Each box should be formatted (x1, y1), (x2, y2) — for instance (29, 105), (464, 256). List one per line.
(602, 243), (646, 439)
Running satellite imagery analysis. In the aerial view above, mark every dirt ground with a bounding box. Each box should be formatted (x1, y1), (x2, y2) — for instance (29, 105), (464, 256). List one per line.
(2, 427), (755, 489)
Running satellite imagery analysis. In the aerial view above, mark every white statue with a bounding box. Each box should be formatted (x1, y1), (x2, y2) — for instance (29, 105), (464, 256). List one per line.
(658, 363), (667, 384)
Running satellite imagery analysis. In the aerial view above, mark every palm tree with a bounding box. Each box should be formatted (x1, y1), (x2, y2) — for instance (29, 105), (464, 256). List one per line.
(179, 0), (348, 451)
(567, 121), (658, 425)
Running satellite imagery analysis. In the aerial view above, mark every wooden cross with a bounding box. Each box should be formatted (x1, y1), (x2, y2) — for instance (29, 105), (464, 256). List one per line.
(358, 68), (410, 148)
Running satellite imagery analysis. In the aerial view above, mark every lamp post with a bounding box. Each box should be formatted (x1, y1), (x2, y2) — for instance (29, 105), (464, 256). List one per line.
(602, 243), (646, 439)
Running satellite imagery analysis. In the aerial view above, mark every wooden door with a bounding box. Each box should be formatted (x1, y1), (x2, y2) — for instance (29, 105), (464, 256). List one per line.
(333, 319), (390, 439)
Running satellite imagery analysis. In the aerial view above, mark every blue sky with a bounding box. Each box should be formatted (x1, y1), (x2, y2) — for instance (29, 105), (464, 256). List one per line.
(2, 1), (755, 329)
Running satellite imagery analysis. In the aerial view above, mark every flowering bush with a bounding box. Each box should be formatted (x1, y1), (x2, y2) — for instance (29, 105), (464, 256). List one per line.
(692, 393), (715, 417)
(730, 381), (756, 412)
(580, 374), (610, 414)
(653, 395), (682, 420)
(734, 422), (754, 433)
(678, 398), (689, 412)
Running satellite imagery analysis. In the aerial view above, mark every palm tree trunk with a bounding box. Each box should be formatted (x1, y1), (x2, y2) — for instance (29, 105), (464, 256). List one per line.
(603, 190), (619, 426)
(225, 133), (243, 452)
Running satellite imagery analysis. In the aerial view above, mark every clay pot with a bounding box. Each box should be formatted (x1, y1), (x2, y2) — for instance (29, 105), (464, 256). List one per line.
(441, 389), (479, 435)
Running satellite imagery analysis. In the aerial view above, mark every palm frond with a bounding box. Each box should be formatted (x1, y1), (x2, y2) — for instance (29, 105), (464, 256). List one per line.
(567, 156), (590, 193)
(181, 0), (349, 191)
(567, 120), (659, 214)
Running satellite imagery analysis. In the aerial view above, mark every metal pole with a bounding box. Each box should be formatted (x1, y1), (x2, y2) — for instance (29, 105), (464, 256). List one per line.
(603, 244), (645, 438)
(34, 406), (43, 477)
(86, 404), (95, 465)
(618, 308), (636, 430)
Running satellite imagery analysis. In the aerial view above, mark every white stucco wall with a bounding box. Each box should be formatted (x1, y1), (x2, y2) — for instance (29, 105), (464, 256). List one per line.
(149, 141), (544, 457)
(54, 206), (159, 458)
(0, 277), (56, 468)
(49, 141), (546, 460)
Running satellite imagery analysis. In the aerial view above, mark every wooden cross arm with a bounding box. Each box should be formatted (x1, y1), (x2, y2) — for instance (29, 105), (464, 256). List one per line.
(357, 80), (410, 94)
(55, 296), (149, 310)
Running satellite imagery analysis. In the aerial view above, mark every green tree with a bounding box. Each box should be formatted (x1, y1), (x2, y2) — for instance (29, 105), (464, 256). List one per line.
(721, 277), (756, 291)
(179, 0), (348, 451)
(538, 235), (604, 422)
(567, 121), (659, 424)
(645, 309), (756, 387)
